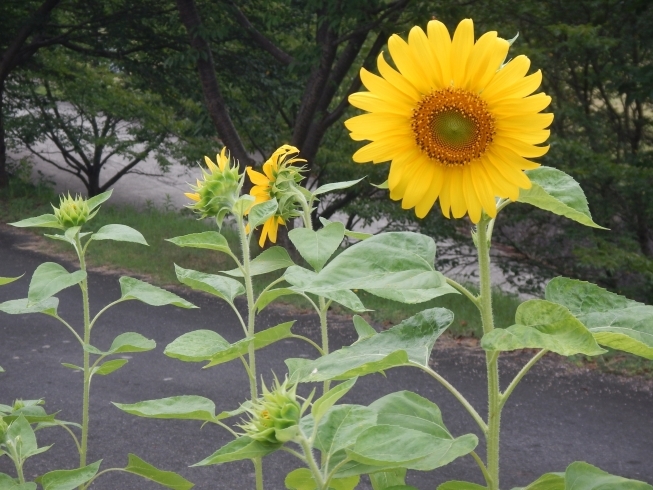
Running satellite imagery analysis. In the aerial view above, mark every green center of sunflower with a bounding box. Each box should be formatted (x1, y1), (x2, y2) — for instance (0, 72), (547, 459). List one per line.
(411, 88), (495, 166)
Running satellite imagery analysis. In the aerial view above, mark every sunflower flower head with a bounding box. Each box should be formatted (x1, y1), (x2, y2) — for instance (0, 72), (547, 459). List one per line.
(53, 193), (92, 229)
(238, 377), (301, 445)
(185, 147), (243, 228)
(246, 145), (307, 246)
(345, 19), (553, 223)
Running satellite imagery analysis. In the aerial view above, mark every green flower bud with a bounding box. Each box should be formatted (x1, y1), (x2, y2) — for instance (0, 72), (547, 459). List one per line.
(0, 418), (8, 442)
(53, 193), (91, 229)
(239, 377), (301, 445)
(185, 147), (243, 228)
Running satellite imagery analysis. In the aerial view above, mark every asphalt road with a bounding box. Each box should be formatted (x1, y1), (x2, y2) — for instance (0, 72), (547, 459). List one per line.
(0, 226), (651, 489)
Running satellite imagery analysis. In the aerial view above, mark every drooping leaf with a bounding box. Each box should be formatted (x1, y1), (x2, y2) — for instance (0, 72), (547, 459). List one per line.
(175, 265), (244, 304)
(511, 472), (564, 490)
(0, 275), (23, 286)
(518, 167), (605, 229)
(92, 224), (148, 245)
(166, 232), (233, 256)
(165, 330), (230, 362)
(204, 322), (296, 368)
(119, 277), (196, 308)
(113, 396), (217, 422)
(248, 198), (278, 229)
(193, 437), (279, 466)
(28, 263), (86, 305)
(289, 222), (345, 272)
(255, 288), (299, 313)
(106, 332), (156, 354)
(39, 460), (102, 490)
(223, 246), (294, 277)
(312, 378), (358, 426)
(312, 178), (364, 196)
(124, 454), (194, 490)
(481, 300), (606, 356)
(93, 359), (128, 376)
(10, 214), (63, 229)
(0, 298), (59, 317)
(287, 308), (453, 382)
(546, 277), (653, 360)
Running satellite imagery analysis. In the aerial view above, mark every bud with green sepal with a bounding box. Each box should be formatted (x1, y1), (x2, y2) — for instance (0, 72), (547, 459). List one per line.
(53, 193), (95, 229)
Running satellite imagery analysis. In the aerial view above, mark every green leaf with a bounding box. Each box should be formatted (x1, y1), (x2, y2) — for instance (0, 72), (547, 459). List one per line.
(518, 166), (605, 229)
(10, 214), (63, 229)
(285, 468), (317, 490)
(92, 224), (148, 245)
(6, 415), (39, 457)
(28, 263), (86, 305)
(318, 218), (372, 241)
(106, 332), (156, 354)
(193, 437), (279, 466)
(312, 178), (364, 196)
(166, 232), (233, 256)
(0, 297), (59, 317)
(370, 468), (410, 490)
(86, 189), (113, 211)
(481, 300), (606, 356)
(289, 232), (454, 303)
(352, 316), (376, 340)
(119, 277), (196, 308)
(0, 275), (23, 286)
(93, 359), (128, 376)
(439, 482), (487, 490)
(62, 363), (83, 372)
(39, 461), (102, 490)
(287, 308), (453, 382)
(283, 267), (368, 312)
(520, 461), (653, 490)
(1, 400), (57, 425)
(312, 378), (358, 426)
(124, 453), (194, 490)
(248, 198), (278, 229)
(289, 222), (345, 272)
(113, 396), (217, 422)
(0, 474), (37, 489)
(165, 330), (230, 362)
(320, 289), (368, 313)
(175, 265), (244, 305)
(204, 321), (296, 368)
(255, 288), (299, 313)
(546, 277), (653, 360)
(314, 405), (377, 463)
(223, 246), (294, 277)
(512, 473), (564, 490)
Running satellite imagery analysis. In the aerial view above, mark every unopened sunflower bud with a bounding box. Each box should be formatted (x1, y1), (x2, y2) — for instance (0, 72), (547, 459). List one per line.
(185, 147), (243, 228)
(0, 418), (8, 441)
(53, 193), (91, 229)
(239, 378), (300, 445)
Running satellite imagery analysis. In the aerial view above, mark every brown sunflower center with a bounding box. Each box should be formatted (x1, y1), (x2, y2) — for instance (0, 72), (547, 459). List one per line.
(411, 88), (495, 166)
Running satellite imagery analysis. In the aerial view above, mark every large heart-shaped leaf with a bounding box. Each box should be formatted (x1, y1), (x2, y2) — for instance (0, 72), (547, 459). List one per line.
(124, 454), (194, 490)
(10, 214), (63, 229)
(287, 232), (455, 303)
(165, 330), (231, 362)
(546, 277), (653, 360)
(289, 222), (345, 272)
(114, 396), (217, 422)
(166, 231), (233, 255)
(175, 265), (244, 304)
(481, 299), (606, 356)
(287, 308), (453, 382)
(193, 437), (279, 466)
(314, 405), (377, 465)
(283, 267), (367, 312)
(204, 322), (296, 368)
(28, 263), (86, 305)
(39, 461), (102, 490)
(92, 224), (148, 245)
(518, 166), (605, 229)
(0, 297), (59, 317)
(119, 277), (196, 308)
(223, 246), (294, 277)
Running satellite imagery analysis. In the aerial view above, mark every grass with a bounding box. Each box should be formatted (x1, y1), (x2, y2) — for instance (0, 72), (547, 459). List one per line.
(2, 176), (653, 378)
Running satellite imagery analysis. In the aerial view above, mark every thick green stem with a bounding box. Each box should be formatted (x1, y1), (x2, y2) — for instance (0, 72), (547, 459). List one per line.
(318, 297), (330, 394)
(477, 217), (500, 490)
(75, 235), (92, 480)
(299, 436), (325, 489)
(238, 216), (263, 490)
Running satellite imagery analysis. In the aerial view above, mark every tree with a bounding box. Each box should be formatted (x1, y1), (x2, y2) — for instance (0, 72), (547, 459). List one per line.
(7, 50), (182, 196)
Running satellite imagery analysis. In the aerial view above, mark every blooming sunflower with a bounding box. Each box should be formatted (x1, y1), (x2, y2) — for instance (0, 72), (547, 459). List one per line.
(345, 19), (552, 223)
(246, 145), (305, 246)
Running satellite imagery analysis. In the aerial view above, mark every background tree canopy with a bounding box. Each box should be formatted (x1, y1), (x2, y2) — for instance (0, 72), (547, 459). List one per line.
(1, 0), (652, 300)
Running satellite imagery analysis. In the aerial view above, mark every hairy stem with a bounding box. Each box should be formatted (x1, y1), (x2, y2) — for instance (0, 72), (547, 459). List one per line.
(299, 436), (324, 488)
(500, 349), (548, 409)
(318, 296), (330, 393)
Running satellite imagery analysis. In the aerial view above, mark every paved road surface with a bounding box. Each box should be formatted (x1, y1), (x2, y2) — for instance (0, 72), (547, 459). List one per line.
(1, 227), (651, 489)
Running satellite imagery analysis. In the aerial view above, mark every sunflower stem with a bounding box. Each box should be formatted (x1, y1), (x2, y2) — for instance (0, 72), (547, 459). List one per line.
(477, 215), (501, 490)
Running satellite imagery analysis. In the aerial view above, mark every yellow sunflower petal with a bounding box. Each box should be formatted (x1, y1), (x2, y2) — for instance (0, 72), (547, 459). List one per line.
(217, 147), (228, 171)
(360, 68), (415, 106)
(463, 165), (483, 223)
(247, 167), (271, 186)
(481, 157), (519, 200)
(402, 160), (435, 210)
(185, 192), (200, 202)
(497, 128), (550, 145)
(204, 156), (218, 173)
(481, 55), (531, 99)
(376, 52), (422, 100)
(470, 163), (498, 217)
(415, 165), (445, 218)
(496, 112), (554, 132)
(390, 158), (422, 200)
(490, 92), (552, 115)
(353, 137), (413, 164)
(439, 170), (453, 218)
(408, 26), (442, 88)
(449, 167), (467, 218)
(388, 33), (431, 94)
(495, 137), (550, 158)
(487, 149), (533, 188)
(492, 145), (541, 171)
(348, 92), (412, 116)
(450, 19), (475, 88)
(488, 70), (543, 102)
(468, 34), (510, 91)
(427, 20), (452, 86)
